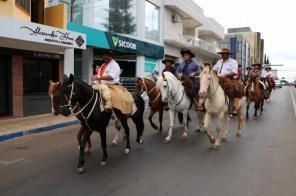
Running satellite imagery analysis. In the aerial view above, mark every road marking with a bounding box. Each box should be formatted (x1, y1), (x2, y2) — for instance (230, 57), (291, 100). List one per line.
(290, 87), (296, 119)
(0, 157), (26, 166)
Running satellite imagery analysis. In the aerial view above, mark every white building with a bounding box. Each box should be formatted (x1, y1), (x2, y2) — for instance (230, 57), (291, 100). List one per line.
(163, 0), (224, 66)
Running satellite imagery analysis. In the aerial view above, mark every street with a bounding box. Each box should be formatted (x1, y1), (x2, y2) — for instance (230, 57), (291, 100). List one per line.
(1, 86), (296, 196)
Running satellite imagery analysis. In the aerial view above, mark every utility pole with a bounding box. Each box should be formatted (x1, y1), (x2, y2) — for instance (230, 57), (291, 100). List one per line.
(70, 0), (75, 22)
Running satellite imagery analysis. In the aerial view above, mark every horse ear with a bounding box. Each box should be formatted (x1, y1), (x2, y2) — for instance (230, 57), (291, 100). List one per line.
(69, 74), (74, 82)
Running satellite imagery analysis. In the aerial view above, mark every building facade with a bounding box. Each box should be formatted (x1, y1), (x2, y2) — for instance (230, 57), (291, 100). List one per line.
(220, 34), (251, 75)
(47, 0), (165, 88)
(227, 27), (264, 64)
(0, 0), (86, 118)
(163, 0), (224, 67)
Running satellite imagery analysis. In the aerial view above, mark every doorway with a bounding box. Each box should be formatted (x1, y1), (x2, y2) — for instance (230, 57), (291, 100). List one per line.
(0, 55), (12, 116)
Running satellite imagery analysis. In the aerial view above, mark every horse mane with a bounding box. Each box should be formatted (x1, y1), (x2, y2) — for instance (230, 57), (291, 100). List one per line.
(143, 77), (156, 84)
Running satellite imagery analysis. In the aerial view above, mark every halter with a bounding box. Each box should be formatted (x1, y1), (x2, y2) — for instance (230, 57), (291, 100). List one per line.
(163, 77), (184, 107)
(205, 72), (220, 98)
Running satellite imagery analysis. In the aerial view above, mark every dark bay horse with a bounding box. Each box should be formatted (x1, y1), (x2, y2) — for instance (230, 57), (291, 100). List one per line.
(59, 74), (145, 173)
(246, 75), (265, 119)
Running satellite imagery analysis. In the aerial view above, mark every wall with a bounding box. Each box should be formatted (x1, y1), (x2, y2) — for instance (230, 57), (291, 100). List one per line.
(44, 3), (67, 29)
(164, 7), (183, 40)
(0, 0), (30, 21)
(11, 55), (23, 117)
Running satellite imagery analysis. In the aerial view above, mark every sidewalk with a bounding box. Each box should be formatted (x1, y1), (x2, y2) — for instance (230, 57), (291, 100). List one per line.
(0, 113), (79, 142)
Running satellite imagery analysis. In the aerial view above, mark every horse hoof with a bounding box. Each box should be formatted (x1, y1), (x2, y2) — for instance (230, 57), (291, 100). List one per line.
(195, 129), (200, 132)
(163, 138), (171, 144)
(236, 132), (241, 137)
(123, 148), (130, 155)
(139, 139), (143, 144)
(77, 167), (85, 174)
(100, 161), (107, 167)
(181, 133), (188, 140)
(212, 142), (220, 149)
(221, 137), (227, 142)
(111, 140), (118, 146)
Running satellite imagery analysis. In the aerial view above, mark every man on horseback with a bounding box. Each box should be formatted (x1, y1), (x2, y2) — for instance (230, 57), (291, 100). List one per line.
(176, 49), (200, 107)
(162, 57), (176, 75)
(262, 66), (275, 89)
(91, 51), (121, 111)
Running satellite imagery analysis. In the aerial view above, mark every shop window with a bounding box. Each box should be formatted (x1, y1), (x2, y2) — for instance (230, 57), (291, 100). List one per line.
(145, 1), (160, 41)
(16, 0), (31, 13)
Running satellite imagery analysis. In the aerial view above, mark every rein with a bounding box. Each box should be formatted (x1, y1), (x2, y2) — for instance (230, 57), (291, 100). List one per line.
(140, 78), (161, 104)
(165, 77), (184, 107)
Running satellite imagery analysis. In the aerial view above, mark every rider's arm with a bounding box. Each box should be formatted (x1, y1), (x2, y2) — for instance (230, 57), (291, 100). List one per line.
(221, 60), (238, 78)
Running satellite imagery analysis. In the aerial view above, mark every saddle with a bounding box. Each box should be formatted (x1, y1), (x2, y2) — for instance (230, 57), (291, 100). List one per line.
(182, 77), (199, 109)
(218, 77), (245, 99)
(108, 85), (135, 115)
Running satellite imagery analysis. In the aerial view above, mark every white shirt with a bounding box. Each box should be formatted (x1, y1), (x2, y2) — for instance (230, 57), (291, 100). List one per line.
(98, 59), (121, 85)
(265, 70), (274, 78)
(213, 58), (238, 77)
(261, 70), (267, 78)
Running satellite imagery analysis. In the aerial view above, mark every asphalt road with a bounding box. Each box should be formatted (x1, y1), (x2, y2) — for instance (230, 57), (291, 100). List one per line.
(1, 86), (296, 196)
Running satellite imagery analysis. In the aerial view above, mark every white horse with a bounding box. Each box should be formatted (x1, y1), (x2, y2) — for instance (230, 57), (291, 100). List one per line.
(198, 66), (231, 149)
(156, 72), (192, 143)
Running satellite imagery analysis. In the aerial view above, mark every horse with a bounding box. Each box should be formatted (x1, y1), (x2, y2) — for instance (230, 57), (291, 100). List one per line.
(49, 80), (92, 153)
(263, 76), (274, 100)
(48, 81), (123, 152)
(246, 75), (265, 119)
(156, 72), (193, 143)
(59, 74), (145, 173)
(198, 66), (244, 148)
(135, 77), (164, 134)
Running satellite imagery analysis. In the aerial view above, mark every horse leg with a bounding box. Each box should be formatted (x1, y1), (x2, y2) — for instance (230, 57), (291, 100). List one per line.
(181, 110), (188, 140)
(158, 109), (163, 134)
(246, 101), (250, 120)
(164, 110), (176, 144)
(203, 112), (216, 147)
(99, 129), (108, 166)
(132, 112), (144, 144)
(148, 109), (158, 131)
(260, 100), (264, 115)
(77, 129), (91, 173)
(77, 126), (92, 154)
(120, 117), (131, 155)
(236, 106), (245, 137)
(196, 111), (204, 132)
(253, 102), (258, 119)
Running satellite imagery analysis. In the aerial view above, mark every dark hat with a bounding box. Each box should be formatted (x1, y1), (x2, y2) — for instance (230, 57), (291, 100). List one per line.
(246, 66), (252, 70)
(264, 66), (272, 70)
(204, 63), (211, 66)
(180, 49), (195, 57)
(162, 57), (175, 64)
(217, 48), (232, 55)
(251, 63), (262, 69)
(103, 50), (115, 55)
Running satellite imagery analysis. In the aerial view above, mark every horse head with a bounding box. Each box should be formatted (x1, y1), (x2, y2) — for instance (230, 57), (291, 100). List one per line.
(48, 80), (61, 115)
(134, 77), (144, 95)
(199, 66), (213, 99)
(59, 74), (78, 116)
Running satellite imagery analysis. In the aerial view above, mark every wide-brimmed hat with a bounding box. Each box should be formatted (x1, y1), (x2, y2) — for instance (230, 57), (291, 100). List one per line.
(264, 66), (272, 70)
(204, 63), (211, 67)
(180, 49), (195, 57)
(162, 57), (175, 64)
(246, 66), (252, 70)
(251, 63), (262, 69)
(217, 48), (232, 55)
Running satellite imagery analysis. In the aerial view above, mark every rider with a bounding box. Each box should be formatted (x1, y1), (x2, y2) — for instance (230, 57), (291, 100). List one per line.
(176, 49), (200, 90)
(213, 48), (238, 79)
(263, 66), (275, 88)
(162, 57), (176, 75)
(91, 51), (121, 111)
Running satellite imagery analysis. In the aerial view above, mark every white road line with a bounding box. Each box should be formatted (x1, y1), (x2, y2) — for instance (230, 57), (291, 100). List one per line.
(0, 157), (26, 166)
(290, 87), (296, 119)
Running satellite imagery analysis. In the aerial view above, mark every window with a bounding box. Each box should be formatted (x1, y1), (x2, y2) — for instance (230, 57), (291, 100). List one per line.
(16, 0), (31, 13)
(145, 1), (160, 41)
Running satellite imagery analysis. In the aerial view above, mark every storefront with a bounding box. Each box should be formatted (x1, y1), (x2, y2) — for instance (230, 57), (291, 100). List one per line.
(67, 23), (164, 89)
(0, 16), (86, 118)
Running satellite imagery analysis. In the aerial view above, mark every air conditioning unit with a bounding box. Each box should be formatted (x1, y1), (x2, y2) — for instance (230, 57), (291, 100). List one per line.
(172, 14), (180, 23)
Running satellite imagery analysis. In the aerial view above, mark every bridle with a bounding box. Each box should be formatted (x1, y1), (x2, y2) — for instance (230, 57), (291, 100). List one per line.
(138, 78), (161, 104)
(60, 81), (98, 120)
(163, 77), (184, 107)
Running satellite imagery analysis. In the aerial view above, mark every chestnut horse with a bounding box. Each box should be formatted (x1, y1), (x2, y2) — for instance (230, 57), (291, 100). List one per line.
(246, 75), (265, 119)
(135, 77), (164, 134)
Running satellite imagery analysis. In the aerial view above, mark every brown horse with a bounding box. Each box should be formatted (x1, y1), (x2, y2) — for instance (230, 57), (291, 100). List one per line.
(48, 80), (92, 153)
(135, 77), (164, 134)
(263, 76), (274, 100)
(245, 76), (265, 119)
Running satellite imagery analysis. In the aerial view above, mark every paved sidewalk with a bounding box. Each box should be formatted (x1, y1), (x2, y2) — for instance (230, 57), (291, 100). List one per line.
(0, 114), (79, 142)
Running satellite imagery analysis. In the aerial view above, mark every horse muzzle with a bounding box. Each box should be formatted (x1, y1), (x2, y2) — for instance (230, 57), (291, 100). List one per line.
(59, 107), (71, 117)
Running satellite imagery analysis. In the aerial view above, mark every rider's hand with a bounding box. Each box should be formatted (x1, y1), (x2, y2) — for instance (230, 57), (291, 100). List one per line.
(189, 73), (195, 78)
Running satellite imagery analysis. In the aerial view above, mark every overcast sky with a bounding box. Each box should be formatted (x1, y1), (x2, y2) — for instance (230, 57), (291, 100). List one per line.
(194, 0), (296, 81)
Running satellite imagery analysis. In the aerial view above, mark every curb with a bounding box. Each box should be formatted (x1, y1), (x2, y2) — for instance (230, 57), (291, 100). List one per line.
(0, 120), (80, 142)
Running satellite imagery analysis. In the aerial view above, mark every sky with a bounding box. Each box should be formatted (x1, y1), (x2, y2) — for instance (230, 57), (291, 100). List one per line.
(194, 0), (296, 81)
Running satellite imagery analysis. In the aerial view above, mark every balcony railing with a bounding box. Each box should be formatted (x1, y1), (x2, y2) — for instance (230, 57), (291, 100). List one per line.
(182, 35), (219, 53)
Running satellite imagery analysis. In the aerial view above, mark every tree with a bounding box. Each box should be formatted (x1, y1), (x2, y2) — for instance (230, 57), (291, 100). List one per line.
(266, 56), (270, 64)
(103, 0), (136, 34)
(264, 54), (267, 64)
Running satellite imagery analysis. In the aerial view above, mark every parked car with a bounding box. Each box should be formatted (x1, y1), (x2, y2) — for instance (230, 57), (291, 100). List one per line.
(275, 80), (282, 88)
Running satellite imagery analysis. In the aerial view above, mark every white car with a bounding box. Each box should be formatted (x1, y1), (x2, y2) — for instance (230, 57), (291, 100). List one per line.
(275, 80), (282, 88)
